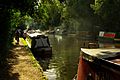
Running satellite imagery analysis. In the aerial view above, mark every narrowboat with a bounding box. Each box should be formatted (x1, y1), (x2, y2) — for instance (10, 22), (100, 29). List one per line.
(25, 31), (52, 58)
(98, 31), (120, 43)
(76, 48), (120, 80)
(98, 31), (116, 43)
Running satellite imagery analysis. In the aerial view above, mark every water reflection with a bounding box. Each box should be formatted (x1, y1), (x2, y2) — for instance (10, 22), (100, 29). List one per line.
(37, 57), (51, 71)
(44, 35), (80, 80)
(54, 35), (63, 43)
(44, 68), (56, 80)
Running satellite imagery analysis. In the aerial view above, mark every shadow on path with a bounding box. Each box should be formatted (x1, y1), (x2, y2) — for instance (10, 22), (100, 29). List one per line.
(0, 43), (46, 80)
(0, 45), (20, 80)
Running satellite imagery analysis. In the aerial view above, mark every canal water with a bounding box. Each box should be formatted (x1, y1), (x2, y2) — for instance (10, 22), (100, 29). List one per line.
(40, 35), (81, 80)
(36, 34), (120, 80)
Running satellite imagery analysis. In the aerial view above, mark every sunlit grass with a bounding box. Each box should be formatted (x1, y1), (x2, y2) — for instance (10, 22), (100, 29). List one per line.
(12, 38), (27, 46)
(21, 38), (48, 80)
(20, 38), (28, 46)
(12, 38), (16, 45)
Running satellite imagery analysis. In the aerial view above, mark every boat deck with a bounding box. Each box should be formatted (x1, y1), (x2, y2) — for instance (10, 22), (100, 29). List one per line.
(81, 48), (120, 59)
(81, 48), (120, 71)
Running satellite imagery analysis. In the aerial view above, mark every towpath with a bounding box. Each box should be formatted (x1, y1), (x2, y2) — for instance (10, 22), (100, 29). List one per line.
(0, 38), (47, 80)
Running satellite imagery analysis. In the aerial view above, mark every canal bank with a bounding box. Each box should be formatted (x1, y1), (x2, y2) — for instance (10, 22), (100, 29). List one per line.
(1, 38), (48, 80)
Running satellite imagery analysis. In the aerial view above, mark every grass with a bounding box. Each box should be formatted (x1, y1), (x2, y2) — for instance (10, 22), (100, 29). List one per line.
(20, 38), (48, 80)
(0, 37), (48, 80)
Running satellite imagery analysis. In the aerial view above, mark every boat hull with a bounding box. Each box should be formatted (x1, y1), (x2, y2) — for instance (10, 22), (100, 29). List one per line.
(77, 48), (120, 80)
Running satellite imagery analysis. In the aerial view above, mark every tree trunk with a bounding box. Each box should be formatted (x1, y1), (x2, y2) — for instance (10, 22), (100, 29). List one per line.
(0, 8), (10, 61)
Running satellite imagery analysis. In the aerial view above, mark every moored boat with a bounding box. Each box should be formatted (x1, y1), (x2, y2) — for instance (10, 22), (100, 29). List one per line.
(76, 48), (120, 80)
(25, 31), (52, 58)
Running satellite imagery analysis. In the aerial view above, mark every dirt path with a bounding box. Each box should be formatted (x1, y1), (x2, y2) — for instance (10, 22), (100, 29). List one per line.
(1, 39), (47, 80)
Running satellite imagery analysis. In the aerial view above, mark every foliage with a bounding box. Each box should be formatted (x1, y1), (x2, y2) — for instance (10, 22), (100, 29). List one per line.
(10, 10), (33, 31)
(0, 0), (38, 62)
(0, 0), (38, 40)
(33, 0), (64, 30)
(1, 0), (120, 57)
(0, 0), (38, 15)
(91, 0), (120, 31)
(61, 0), (96, 31)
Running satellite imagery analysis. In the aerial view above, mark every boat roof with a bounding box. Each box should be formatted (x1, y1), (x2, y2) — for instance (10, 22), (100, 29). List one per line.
(81, 48), (120, 59)
(27, 32), (47, 38)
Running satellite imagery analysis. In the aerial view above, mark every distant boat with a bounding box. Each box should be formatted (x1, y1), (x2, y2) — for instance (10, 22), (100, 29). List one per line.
(98, 31), (116, 43)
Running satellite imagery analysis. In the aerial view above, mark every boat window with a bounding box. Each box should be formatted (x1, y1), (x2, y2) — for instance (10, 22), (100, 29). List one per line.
(34, 38), (43, 48)
(41, 38), (49, 47)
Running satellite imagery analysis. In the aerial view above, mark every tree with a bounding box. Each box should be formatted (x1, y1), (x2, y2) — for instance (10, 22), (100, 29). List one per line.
(91, 0), (120, 31)
(61, 0), (95, 31)
(0, 0), (38, 62)
(33, 0), (63, 30)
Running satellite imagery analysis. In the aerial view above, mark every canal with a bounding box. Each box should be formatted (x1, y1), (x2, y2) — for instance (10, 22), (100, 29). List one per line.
(35, 34), (119, 80)
(39, 34), (81, 80)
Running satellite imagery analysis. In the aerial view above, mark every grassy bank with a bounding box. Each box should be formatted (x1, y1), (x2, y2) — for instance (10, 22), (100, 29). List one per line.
(6, 38), (48, 80)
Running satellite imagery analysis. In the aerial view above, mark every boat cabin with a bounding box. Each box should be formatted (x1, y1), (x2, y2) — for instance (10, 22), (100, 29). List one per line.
(25, 32), (52, 58)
